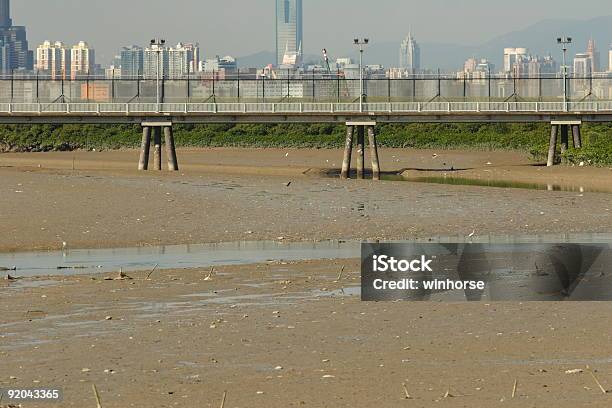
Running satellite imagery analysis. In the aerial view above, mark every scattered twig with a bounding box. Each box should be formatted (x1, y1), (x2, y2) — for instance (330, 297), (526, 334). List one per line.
(145, 264), (159, 280)
(402, 382), (412, 399)
(512, 379), (518, 398)
(587, 367), (607, 395)
(443, 387), (453, 398)
(219, 391), (227, 408)
(92, 384), (102, 408)
(334, 265), (346, 283)
(204, 266), (215, 281)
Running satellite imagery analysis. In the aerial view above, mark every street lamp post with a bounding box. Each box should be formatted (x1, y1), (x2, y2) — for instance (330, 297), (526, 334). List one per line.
(557, 36), (572, 112)
(150, 38), (166, 111)
(353, 38), (369, 113)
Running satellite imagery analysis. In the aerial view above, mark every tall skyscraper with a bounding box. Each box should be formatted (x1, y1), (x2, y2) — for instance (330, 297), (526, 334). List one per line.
(70, 41), (95, 79)
(276, 0), (303, 66)
(0, 0), (33, 72)
(609, 44), (612, 72)
(0, 0), (11, 28)
(36, 41), (71, 79)
(399, 33), (421, 73)
(120, 45), (144, 78)
(586, 38), (600, 73)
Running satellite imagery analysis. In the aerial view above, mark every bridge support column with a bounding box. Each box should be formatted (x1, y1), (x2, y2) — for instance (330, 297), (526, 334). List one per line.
(572, 124), (582, 149)
(340, 126), (354, 179)
(164, 126), (179, 171)
(342, 121), (380, 180)
(367, 125), (380, 181)
(356, 126), (365, 180)
(560, 125), (569, 163)
(138, 126), (152, 171)
(153, 127), (162, 171)
(547, 125), (558, 167)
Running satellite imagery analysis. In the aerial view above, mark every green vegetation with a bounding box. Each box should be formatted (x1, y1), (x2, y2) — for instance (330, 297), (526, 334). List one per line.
(1, 123), (611, 165)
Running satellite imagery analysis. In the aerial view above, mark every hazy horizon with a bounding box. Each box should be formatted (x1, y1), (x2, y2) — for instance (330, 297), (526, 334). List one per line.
(12, 0), (612, 63)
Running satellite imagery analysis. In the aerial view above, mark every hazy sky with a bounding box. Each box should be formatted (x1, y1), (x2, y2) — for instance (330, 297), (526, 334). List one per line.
(13, 0), (612, 63)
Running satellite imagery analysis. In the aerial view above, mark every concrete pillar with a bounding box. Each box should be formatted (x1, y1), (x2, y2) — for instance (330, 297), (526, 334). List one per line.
(572, 125), (582, 149)
(340, 125), (354, 179)
(153, 127), (162, 171)
(164, 126), (179, 171)
(367, 125), (380, 181)
(356, 126), (365, 180)
(547, 125), (558, 167)
(138, 126), (151, 171)
(560, 125), (569, 156)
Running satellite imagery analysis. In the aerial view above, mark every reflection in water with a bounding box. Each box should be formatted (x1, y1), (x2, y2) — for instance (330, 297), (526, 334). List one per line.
(382, 175), (611, 194)
(1, 234), (611, 278)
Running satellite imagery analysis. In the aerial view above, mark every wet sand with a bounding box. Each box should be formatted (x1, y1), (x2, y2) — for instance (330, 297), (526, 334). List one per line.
(1, 148), (612, 407)
(2, 261), (612, 407)
(0, 148), (611, 252)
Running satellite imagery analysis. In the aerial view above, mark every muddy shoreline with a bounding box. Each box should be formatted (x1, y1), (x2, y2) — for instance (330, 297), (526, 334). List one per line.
(1, 148), (611, 253)
(2, 148), (612, 407)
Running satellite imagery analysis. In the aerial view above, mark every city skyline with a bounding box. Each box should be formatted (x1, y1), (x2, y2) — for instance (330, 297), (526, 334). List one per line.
(2, 0), (610, 76)
(12, 0), (612, 64)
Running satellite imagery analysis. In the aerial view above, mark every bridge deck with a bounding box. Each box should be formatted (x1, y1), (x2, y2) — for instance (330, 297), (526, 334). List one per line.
(0, 102), (611, 124)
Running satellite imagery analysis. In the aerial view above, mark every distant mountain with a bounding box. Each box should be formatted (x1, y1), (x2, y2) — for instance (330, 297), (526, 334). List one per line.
(477, 15), (612, 68)
(237, 51), (276, 68)
(238, 16), (612, 71)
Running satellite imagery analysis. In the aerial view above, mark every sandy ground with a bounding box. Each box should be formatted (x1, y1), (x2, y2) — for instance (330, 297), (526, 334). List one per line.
(1, 148), (612, 407)
(2, 261), (612, 408)
(0, 148), (611, 252)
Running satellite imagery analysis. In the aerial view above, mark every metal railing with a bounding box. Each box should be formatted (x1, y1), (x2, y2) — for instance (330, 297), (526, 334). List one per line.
(1, 75), (612, 105)
(1, 101), (612, 115)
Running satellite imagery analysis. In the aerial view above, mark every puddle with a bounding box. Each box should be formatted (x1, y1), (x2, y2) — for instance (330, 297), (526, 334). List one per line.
(382, 175), (612, 194)
(0, 240), (359, 278)
(2, 234), (612, 279)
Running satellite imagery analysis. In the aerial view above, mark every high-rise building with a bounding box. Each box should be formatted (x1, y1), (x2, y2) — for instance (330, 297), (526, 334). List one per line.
(276, 0), (303, 66)
(0, 0), (33, 72)
(399, 33), (421, 74)
(144, 43), (169, 79)
(143, 42), (199, 79)
(586, 38), (600, 73)
(503, 48), (528, 73)
(120, 45), (144, 78)
(168, 42), (200, 76)
(70, 41), (95, 79)
(36, 41), (70, 79)
(573, 53), (592, 77)
(0, 0), (11, 28)
(609, 44), (612, 72)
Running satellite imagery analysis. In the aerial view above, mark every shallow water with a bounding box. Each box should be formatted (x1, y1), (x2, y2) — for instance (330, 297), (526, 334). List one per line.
(382, 175), (612, 194)
(0, 240), (359, 277)
(2, 233), (612, 278)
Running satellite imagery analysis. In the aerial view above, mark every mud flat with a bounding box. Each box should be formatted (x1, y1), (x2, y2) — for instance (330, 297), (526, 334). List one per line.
(2, 261), (612, 407)
(0, 148), (611, 252)
(1, 148), (612, 407)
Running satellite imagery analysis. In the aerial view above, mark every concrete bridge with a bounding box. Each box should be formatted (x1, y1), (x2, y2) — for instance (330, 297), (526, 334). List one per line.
(1, 74), (610, 176)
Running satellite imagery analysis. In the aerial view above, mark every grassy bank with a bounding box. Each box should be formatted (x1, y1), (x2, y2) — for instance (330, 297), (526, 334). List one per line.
(1, 123), (611, 165)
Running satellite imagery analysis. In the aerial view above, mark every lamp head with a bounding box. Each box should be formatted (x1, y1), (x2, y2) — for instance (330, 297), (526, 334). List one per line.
(354, 38), (359, 44)
(364, 38), (369, 44)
